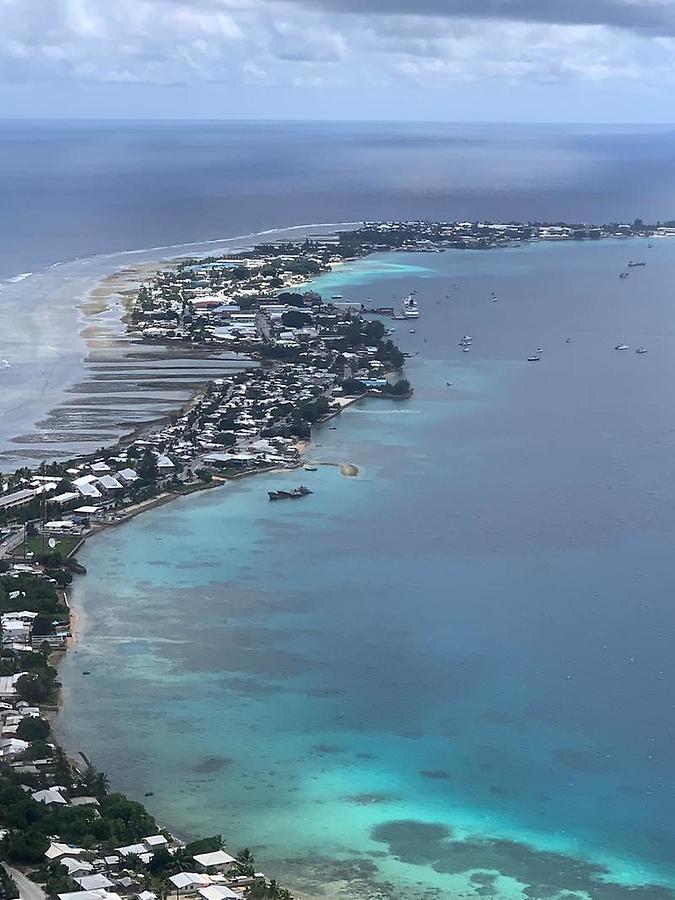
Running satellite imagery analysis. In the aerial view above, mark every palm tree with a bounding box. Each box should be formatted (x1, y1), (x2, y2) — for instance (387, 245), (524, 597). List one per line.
(236, 848), (255, 877)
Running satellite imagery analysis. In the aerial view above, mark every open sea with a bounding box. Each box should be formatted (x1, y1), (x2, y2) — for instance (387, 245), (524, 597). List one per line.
(2, 120), (675, 898)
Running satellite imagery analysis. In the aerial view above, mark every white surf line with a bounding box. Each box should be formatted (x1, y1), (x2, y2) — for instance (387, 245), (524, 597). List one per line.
(41, 221), (363, 272)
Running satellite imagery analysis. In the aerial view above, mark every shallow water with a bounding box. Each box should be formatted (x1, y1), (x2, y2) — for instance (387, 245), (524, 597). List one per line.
(57, 239), (675, 899)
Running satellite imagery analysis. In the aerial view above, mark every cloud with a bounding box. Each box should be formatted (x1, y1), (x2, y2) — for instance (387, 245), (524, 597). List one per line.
(266, 0), (675, 39)
(0, 0), (673, 97)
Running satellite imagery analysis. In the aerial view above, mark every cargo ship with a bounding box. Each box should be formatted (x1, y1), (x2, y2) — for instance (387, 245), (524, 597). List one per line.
(268, 485), (313, 501)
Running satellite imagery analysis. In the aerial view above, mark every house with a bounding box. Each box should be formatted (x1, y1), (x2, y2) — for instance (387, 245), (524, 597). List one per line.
(169, 873), (211, 894)
(74, 875), (114, 892)
(198, 887), (241, 900)
(58, 892), (122, 900)
(61, 858), (94, 878)
(155, 455), (175, 472)
(192, 850), (236, 874)
(70, 796), (99, 807)
(45, 841), (86, 861)
(116, 469), (139, 485)
(116, 844), (152, 864)
(0, 673), (27, 700)
(90, 462), (112, 475)
(143, 835), (169, 851)
(96, 475), (124, 493)
(32, 787), (68, 805)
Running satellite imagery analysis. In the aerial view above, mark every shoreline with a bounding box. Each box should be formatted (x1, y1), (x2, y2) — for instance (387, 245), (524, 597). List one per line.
(2, 221), (670, 900)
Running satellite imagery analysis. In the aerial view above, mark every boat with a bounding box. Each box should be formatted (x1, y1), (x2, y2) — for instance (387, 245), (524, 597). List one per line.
(627, 261), (646, 267)
(331, 294), (343, 299)
(409, 329), (416, 334)
(304, 465), (318, 471)
(619, 272), (629, 279)
(393, 293), (420, 319)
(491, 291), (499, 302)
(566, 338), (573, 343)
(527, 356), (541, 362)
(268, 485), (313, 501)
(446, 381), (454, 386)
(462, 346), (470, 352)
(614, 343), (630, 350)
(458, 334), (472, 348)
(635, 347), (648, 354)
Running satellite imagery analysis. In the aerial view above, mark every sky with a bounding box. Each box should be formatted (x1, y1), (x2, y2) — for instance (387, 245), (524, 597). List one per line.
(2, 0), (675, 121)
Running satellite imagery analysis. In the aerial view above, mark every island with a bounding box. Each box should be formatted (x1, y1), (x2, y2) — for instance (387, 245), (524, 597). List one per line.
(0, 216), (663, 900)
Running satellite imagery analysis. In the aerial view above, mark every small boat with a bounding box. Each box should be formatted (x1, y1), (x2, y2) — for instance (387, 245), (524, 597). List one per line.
(536, 348), (543, 353)
(566, 338), (573, 343)
(446, 381), (454, 386)
(614, 344), (630, 350)
(491, 291), (499, 302)
(144, 792), (154, 797)
(527, 356), (541, 362)
(635, 347), (648, 354)
(304, 465), (318, 471)
(627, 261), (646, 267)
(619, 272), (629, 280)
(82, 671), (91, 676)
(268, 485), (313, 501)
(331, 294), (343, 299)
(409, 329), (416, 334)
(462, 346), (470, 352)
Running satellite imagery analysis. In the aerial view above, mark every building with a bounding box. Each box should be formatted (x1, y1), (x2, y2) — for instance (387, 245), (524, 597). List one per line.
(192, 850), (236, 874)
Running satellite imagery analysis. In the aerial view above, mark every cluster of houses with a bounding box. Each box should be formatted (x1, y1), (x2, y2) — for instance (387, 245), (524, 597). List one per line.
(44, 839), (250, 900)
(0, 697), (41, 760)
(344, 219), (657, 252)
(130, 239), (344, 347)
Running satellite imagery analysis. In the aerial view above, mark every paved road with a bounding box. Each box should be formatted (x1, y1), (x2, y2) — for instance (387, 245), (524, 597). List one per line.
(3, 865), (46, 900)
(0, 528), (24, 559)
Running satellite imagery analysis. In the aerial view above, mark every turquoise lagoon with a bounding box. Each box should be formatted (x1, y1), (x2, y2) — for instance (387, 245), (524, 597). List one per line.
(57, 239), (675, 899)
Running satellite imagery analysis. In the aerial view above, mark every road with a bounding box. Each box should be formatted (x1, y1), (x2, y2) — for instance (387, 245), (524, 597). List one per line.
(0, 527), (24, 559)
(2, 865), (46, 900)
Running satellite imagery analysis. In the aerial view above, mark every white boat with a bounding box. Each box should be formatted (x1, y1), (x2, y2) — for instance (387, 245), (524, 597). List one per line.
(614, 344), (630, 351)
(635, 347), (648, 354)
(393, 293), (420, 319)
(304, 464), (318, 471)
(527, 355), (541, 362)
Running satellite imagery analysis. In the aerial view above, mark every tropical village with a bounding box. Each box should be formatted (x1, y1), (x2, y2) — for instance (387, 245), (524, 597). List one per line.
(0, 216), (667, 900)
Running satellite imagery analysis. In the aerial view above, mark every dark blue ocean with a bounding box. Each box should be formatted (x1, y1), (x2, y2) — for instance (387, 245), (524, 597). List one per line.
(5, 120), (675, 280)
(3, 121), (675, 898)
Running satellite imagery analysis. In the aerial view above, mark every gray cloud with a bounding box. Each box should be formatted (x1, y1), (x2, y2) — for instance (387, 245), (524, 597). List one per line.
(266, 0), (675, 38)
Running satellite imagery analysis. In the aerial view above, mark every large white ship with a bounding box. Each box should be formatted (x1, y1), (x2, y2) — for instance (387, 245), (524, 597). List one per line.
(393, 293), (420, 319)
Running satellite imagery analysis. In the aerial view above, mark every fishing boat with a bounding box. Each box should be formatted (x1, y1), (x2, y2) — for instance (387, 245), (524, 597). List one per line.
(627, 261), (646, 267)
(527, 355), (541, 362)
(635, 347), (648, 354)
(614, 343), (630, 350)
(268, 485), (313, 501)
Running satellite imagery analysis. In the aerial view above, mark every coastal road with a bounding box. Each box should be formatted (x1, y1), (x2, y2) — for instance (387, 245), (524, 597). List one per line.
(3, 865), (46, 900)
(0, 528), (24, 559)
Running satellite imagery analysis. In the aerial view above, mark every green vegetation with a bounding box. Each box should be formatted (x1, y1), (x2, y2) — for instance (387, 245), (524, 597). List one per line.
(14, 536), (81, 562)
(15, 717), (50, 743)
(0, 865), (19, 900)
(383, 378), (412, 396)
